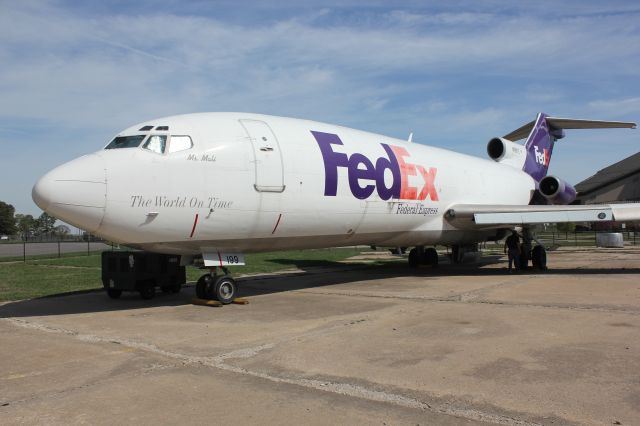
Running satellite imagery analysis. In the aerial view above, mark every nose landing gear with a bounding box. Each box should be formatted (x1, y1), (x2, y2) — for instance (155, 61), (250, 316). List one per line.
(196, 266), (238, 304)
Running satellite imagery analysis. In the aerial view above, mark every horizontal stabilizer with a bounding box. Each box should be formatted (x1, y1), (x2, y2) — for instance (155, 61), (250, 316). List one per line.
(504, 116), (636, 141)
(503, 120), (535, 142)
(546, 117), (637, 130)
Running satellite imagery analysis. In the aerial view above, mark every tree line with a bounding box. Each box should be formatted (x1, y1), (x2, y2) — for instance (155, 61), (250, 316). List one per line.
(0, 201), (70, 239)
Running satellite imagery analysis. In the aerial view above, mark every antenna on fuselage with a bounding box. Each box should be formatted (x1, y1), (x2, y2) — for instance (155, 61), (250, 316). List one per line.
(407, 132), (413, 143)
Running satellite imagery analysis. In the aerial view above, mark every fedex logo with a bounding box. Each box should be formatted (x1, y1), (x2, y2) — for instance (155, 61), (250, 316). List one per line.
(534, 145), (550, 167)
(312, 131), (438, 201)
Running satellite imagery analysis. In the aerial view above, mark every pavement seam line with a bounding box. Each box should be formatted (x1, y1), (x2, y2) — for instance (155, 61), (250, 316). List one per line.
(2, 317), (542, 426)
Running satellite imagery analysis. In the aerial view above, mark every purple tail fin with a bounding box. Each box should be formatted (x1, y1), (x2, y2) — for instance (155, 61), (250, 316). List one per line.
(522, 113), (560, 182)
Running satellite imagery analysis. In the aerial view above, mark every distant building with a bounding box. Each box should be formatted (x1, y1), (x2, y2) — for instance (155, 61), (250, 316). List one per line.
(575, 152), (640, 204)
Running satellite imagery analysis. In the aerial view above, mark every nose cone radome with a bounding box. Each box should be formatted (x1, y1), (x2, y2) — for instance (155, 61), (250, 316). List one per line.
(32, 154), (107, 232)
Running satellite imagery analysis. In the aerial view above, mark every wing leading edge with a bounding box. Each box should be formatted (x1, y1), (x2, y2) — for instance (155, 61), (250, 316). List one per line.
(445, 203), (640, 230)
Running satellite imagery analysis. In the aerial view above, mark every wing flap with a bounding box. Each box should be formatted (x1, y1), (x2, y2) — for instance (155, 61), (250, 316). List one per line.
(610, 204), (640, 222)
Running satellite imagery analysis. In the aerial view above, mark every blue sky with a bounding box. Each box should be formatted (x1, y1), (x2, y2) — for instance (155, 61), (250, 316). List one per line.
(1, 0), (639, 216)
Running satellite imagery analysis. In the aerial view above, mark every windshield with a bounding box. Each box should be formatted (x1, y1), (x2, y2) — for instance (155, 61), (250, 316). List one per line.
(143, 135), (167, 154)
(105, 135), (146, 149)
(168, 135), (193, 153)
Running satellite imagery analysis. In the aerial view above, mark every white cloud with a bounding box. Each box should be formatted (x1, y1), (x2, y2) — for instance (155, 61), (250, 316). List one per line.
(588, 97), (640, 116)
(1, 3), (638, 130)
(388, 10), (494, 26)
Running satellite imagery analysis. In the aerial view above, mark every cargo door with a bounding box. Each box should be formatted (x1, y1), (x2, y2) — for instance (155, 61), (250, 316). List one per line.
(240, 119), (285, 192)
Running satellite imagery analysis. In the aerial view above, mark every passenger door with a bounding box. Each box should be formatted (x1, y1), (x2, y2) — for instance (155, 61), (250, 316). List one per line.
(239, 119), (285, 193)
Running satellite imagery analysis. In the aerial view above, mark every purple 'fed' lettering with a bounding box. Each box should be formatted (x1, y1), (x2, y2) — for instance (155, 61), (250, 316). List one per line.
(311, 131), (438, 201)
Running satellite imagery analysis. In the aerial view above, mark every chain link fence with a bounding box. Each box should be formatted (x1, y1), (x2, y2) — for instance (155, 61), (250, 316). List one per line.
(0, 240), (115, 261)
(535, 229), (638, 248)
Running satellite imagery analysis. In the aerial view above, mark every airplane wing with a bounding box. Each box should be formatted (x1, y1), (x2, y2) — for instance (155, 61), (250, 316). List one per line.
(444, 203), (640, 230)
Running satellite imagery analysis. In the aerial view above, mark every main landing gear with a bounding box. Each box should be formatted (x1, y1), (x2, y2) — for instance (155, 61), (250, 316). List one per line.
(196, 267), (238, 304)
(521, 227), (547, 271)
(530, 245), (547, 270)
(408, 246), (439, 268)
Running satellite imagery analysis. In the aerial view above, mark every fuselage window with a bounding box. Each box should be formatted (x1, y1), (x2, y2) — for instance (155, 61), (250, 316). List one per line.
(143, 135), (167, 154)
(105, 135), (146, 149)
(168, 135), (193, 153)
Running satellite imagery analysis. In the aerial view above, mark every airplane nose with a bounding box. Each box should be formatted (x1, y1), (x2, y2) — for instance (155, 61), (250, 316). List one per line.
(32, 154), (107, 232)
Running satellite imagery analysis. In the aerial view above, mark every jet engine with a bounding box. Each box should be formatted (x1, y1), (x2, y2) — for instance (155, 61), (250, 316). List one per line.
(538, 175), (576, 205)
(486, 137), (527, 168)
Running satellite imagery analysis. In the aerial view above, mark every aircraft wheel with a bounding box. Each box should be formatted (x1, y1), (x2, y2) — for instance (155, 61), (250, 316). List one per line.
(424, 248), (438, 266)
(408, 248), (420, 268)
(451, 245), (462, 264)
(139, 285), (155, 300)
(196, 274), (212, 299)
(214, 276), (237, 304)
(531, 246), (547, 270)
(106, 288), (122, 299)
(519, 251), (529, 270)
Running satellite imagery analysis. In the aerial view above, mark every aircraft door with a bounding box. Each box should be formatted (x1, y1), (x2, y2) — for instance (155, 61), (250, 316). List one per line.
(240, 119), (285, 192)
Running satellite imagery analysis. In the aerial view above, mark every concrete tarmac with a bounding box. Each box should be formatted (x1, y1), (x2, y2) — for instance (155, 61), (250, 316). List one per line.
(1, 247), (640, 425)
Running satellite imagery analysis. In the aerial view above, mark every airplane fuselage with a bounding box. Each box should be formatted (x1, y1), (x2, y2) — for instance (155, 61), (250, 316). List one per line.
(33, 112), (535, 255)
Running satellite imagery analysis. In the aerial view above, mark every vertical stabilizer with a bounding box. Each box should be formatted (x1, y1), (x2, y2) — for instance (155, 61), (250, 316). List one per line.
(522, 113), (558, 182)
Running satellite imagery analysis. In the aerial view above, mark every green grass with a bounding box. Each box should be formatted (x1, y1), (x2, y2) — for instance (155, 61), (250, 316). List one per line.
(28, 255), (103, 268)
(0, 262), (102, 301)
(0, 247), (382, 302)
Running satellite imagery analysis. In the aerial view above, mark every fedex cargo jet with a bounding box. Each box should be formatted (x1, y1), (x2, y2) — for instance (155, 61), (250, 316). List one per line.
(32, 112), (638, 302)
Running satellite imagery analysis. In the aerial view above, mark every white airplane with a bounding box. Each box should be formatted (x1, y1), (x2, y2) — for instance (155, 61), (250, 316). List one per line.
(32, 112), (638, 302)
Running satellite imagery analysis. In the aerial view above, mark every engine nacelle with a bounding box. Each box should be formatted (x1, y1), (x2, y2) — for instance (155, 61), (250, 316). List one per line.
(486, 137), (526, 168)
(539, 175), (576, 205)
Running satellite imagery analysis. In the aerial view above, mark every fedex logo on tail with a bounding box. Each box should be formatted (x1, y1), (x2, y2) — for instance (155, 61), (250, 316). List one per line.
(312, 131), (438, 201)
(534, 145), (550, 167)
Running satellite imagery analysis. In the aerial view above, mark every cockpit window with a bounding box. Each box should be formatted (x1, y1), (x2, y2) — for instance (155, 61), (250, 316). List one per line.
(143, 135), (167, 154)
(168, 135), (193, 153)
(105, 135), (146, 149)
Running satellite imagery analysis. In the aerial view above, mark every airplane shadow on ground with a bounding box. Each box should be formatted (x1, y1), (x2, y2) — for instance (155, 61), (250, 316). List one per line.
(242, 256), (640, 296)
(2, 255), (640, 319)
